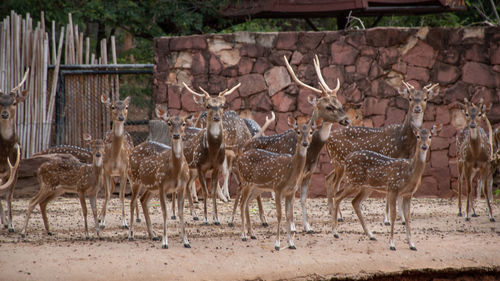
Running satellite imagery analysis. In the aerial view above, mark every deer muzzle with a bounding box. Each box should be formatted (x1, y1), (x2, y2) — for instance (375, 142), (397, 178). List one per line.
(118, 115), (125, 122)
(302, 141), (309, 147)
(96, 152), (102, 158)
(421, 144), (428, 151)
(413, 107), (422, 114)
(213, 115), (221, 122)
(470, 122), (476, 129)
(1, 111), (9, 119)
(172, 134), (180, 140)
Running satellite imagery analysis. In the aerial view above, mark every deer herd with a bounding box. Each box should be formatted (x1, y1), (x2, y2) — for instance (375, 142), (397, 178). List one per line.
(1, 54), (498, 252)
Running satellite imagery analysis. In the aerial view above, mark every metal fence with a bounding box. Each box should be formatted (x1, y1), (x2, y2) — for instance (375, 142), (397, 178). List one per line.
(52, 64), (153, 147)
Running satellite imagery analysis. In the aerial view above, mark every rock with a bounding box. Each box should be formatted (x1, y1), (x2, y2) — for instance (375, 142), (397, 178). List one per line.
(181, 89), (200, 112)
(360, 46), (377, 58)
(431, 136), (449, 150)
(431, 62), (460, 86)
(297, 32), (324, 51)
(372, 115), (385, 127)
(365, 27), (412, 47)
(330, 39), (359, 65)
(392, 61), (407, 74)
(436, 106), (451, 125)
(276, 32), (298, 49)
(322, 66), (345, 89)
(363, 97), (389, 116)
(238, 74), (267, 97)
(443, 81), (469, 104)
(191, 53), (207, 75)
(368, 61), (384, 79)
(256, 33), (277, 48)
(431, 150), (449, 168)
(491, 45), (500, 65)
(355, 56), (372, 76)
(264, 66), (292, 97)
(249, 92), (272, 112)
(253, 111), (276, 132)
(238, 57), (254, 75)
(406, 66), (430, 82)
(252, 57), (272, 74)
(437, 49), (461, 65)
(345, 31), (365, 49)
(385, 107), (405, 125)
(290, 51), (303, 65)
(297, 88), (315, 115)
(439, 124), (457, 138)
(308, 174), (326, 198)
(170, 35), (207, 50)
(174, 52), (192, 69)
(379, 47), (399, 69)
(402, 40), (436, 68)
(167, 85), (182, 109)
(240, 44), (264, 58)
(272, 92), (296, 112)
(208, 38), (232, 53)
(221, 66), (238, 77)
(155, 83), (167, 104)
(219, 49), (240, 66)
(209, 55), (222, 74)
(464, 44), (488, 63)
(462, 62), (496, 88)
(268, 50), (293, 66)
(234, 32), (256, 44)
(424, 104), (436, 121)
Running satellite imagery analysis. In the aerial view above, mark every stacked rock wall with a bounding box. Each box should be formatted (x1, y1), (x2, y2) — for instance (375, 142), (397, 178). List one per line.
(154, 27), (500, 198)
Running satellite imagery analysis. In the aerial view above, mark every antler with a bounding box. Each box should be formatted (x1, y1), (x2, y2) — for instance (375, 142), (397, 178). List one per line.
(0, 144), (20, 191)
(183, 82), (209, 98)
(219, 83), (241, 97)
(11, 68), (30, 93)
(424, 83), (439, 92)
(401, 81), (415, 91)
(283, 55), (322, 94)
(313, 55), (340, 96)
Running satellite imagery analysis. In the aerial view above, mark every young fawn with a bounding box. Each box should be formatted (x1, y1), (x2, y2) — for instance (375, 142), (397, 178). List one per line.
(21, 134), (105, 239)
(127, 107), (191, 248)
(237, 117), (316, 250)
(456, 98), (495, 222)
(332, 124), (442, 251)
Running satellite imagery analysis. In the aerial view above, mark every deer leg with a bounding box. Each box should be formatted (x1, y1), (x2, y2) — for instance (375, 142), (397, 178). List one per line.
(21, 188), (47, 238)
(140, 190), (157, 240)
(483, 171), (495, 222)
(401, 195), (416, 250)
(256, 195), (268, 227)
(229, 185), (241, 227)
(197, 168), (210, 225)
(211, 167), (221, 225)
(89, 195), (100, 238)
(118, 173), (129, 229)
(240, 185), (250, 241)
(78, 191), (89, 240)
(388, 192), (398, 251)
(128, 183), (140, 241)
(457, 162), (463, 217)
(470, 170), (478, 217)
(158, 186), (169, 249)
(99, 175), (112, 228)
(300, 174), (313, 234)
(285, 194), (296, 249)
(352, 189), (375, 240)
(274, 191), (283, 251)
(333, 186), (358, 238)
(383, 199), (390, 226)
(39, 200), (52, 236)
(184, 178), (198, 221)
(189, 172), (199, 203)
(464, 167), (473, 221)
(246, 189), (258, 240)
(177, 185), (190, 248)
(171, 192), (177, 220)
(221, 156), (231, 201)
(0, 200), (6, 228)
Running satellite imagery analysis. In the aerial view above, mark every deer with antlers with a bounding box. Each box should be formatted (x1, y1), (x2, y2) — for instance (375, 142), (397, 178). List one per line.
(326, 81), (440, 225)
(228, 55), (350, 233)
(127, 107), (191, 248)
(456, 98), (495, 222)
(332, 124), (441, 251)
(0, 68), (29, 232)
(99, 95), (135, 229)
(21, 134), (105, 239)
(237, 116), (317, 250)
(182, 82), (240, 225)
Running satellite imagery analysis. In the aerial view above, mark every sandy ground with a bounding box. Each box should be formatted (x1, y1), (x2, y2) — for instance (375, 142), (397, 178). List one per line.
(0, 196), (499, 281)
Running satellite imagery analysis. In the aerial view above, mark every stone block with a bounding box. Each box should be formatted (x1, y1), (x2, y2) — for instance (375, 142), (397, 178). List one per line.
(378, 47), (399, 69)
(276, 32), (298, 49)
(424, 104), (436, 121)
(249, 92), (272, 112)
(275, 112), (293, 133)
(360, 46), (377, 58)
(436, 106), (451, 125)
(443, 82), (469, 104)
(355, 56), (372, 76)
(416, 176), (438, 197)
(297, 32), (324, 51)
(167, 85), (181, 109)
(462, 62), (496, 88)
(170, 35), (207, 50)
(271, 91), (296, 112)
(372, 115), (385, 127)
(238, 57), (254, 75)
(219, 49), (240, 66)
(431, 136), (449, 151)
(191, 52), (207, 75)
(308, 174), (326, 198)
(431, 62), (460, 86)
(209, 55), (222, 74)
(365, 27), (412, 47)
(431, 150), (449, 168)
(181, 89), (201, 112)
(464, 44), (488, 63)
(385, 107), (406, 125)
(290, 51), (303, 65)
(440, 124), (457, 138)
(252, 57), (273, 74)
(392, 61), (407, 74)
(402, 40), (436, 68)
(363, 97), (389, 116)
(406, 65), (430, 82)
(238, 74), (267, 97)
(297, 88), (315, 115)
(264, 66), (292, 97)
(240, 44), (264, 58)
(491, 44), (500, 65)
(330, 39), (359, 65)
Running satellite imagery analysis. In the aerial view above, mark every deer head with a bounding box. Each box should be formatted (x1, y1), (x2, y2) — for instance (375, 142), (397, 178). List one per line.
(284, 55), (349, 126)
(398, 81), (439, 129)
(83, 133), (105, 168)
(288, 116), (316, 157)
(183, 82), (240, 138)
(0, 69), (30, 140)
(413, 123), (442, 162)
(101, 95), (131, 136)
(156, 105), (191, 159)
(459, 98), (492, 140)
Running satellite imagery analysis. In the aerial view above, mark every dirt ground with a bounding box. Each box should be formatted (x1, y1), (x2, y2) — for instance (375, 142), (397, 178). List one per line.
(1, 196), (499, 281)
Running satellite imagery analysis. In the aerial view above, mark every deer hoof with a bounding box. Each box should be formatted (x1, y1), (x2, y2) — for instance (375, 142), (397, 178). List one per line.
(457, 212), (462, 217)
(306, 230), (314, 234)
(171, 215), (176, 220)
(401, 221), (406, 225)
(384, 222), (391, 226)
(21, 233), (26, 238)
(128, 237), (134, 241)
(135, 218), (141, 223)
(3, 224), (7, 229)
(369, 237), (377, 241)
(162, 245), (168, 249)
(490, 218), (496, 222)
(47, 232), (53, 236)
(121, 225), (129, 230)
(184, 243), (191, 248)
(465, 217), (470, 221)
(86, 236), (90, 240)
(262, 223), (269, 227)
(275, 246), (280, 251)
(333, 233), (339, 239)
(390, 246), (396, 251)
(202, 222), (209, 226)
(214, 221), (221, 226)
(152, 236), (160, 241)
(193, 217), (199, 221)
(8, 228), (15, 233)
(99, 225), (106, 229)
(228, 222), (234, 227)
(410, 246), (417, 251)
(472, 213), (479, 217)
(337, 218), (344, 222)
(242, 237), (247, 242)
(250, 235), (257, 240)
(288, 245), (296, 250)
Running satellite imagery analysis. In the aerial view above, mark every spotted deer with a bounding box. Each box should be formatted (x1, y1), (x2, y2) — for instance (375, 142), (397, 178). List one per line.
(332, 124), (441, 251)
(33, 145), (92, 163)
(228, 55), (350, 233)
(99, 95), (134, 229)
(0, 68), (29, 232)
(21, 134), (105, 239)
(237, 117), (316, 250)
(326, 81), (439, 225)
(456, 98), (495, 222)
(127, 107), (191, 248)
(182, 82), (240, 225)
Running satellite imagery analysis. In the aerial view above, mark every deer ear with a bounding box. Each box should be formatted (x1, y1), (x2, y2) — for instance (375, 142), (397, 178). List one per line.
(101, 95), (111, 107)
(15, 89), (29, 103)
(398, 88), (409, 99)
(287, 116), (297, 129)
(431, 123), (443, 135)
(427, 87), (440, 100)
(83, 133), (92, 142)
(123, 96), (131, 106)
(193, 95), (204, 105)
(155, 105), (168, 120)
(482, 102), (492, 114)
(307, 95), (318, 106)
(185, 114), (194, 126)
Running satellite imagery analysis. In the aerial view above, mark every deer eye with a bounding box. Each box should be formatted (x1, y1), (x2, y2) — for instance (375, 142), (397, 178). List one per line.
(125, 106), (129, 110)
(310, 131), (314, 135)
(424, 98), (427, 102)
(167, 122), (172, 126)
(182, 122), (186, 127)
(429, 135), (432, 139)
(465, 113), (469, 117)
(416, 135), (420, 139)
(111, 106), (116, 110)
(409, 98), (413, 102)
(297, 131), (301, 135)
(326, 106), (334, 111)
(206, 105), (210, 110)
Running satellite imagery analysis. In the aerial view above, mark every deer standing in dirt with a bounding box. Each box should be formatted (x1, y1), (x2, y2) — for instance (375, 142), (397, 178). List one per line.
(21, 134), (105, 239)
(127, 107), (191, 248)
(228, 55), (350, 233)
(182, 82), (240, 225)
(456, 99), (495, 222)
(326, 81), (440, 225)
(237, 117), (316, 250)
(332, 124), (441, 251)
(99, 95), (134, 229)
(0, 68), (29, 232)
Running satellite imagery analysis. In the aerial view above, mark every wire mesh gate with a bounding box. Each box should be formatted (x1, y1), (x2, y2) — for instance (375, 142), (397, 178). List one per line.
(53, 64), (153, 148)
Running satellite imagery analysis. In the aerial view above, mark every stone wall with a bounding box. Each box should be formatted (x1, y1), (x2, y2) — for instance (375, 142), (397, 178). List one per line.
(153, 27), (500, 198)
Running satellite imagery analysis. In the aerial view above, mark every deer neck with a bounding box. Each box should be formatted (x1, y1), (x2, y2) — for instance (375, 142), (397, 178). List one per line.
(318, 122), (333, 143)
(171, 140), (184, 168)
(206, 121), (224, 150)
(288, 143), (309, 183)
(468, 128), (482, 156)
(0, 119), (15, 141)
(409, 148), (427, 183)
